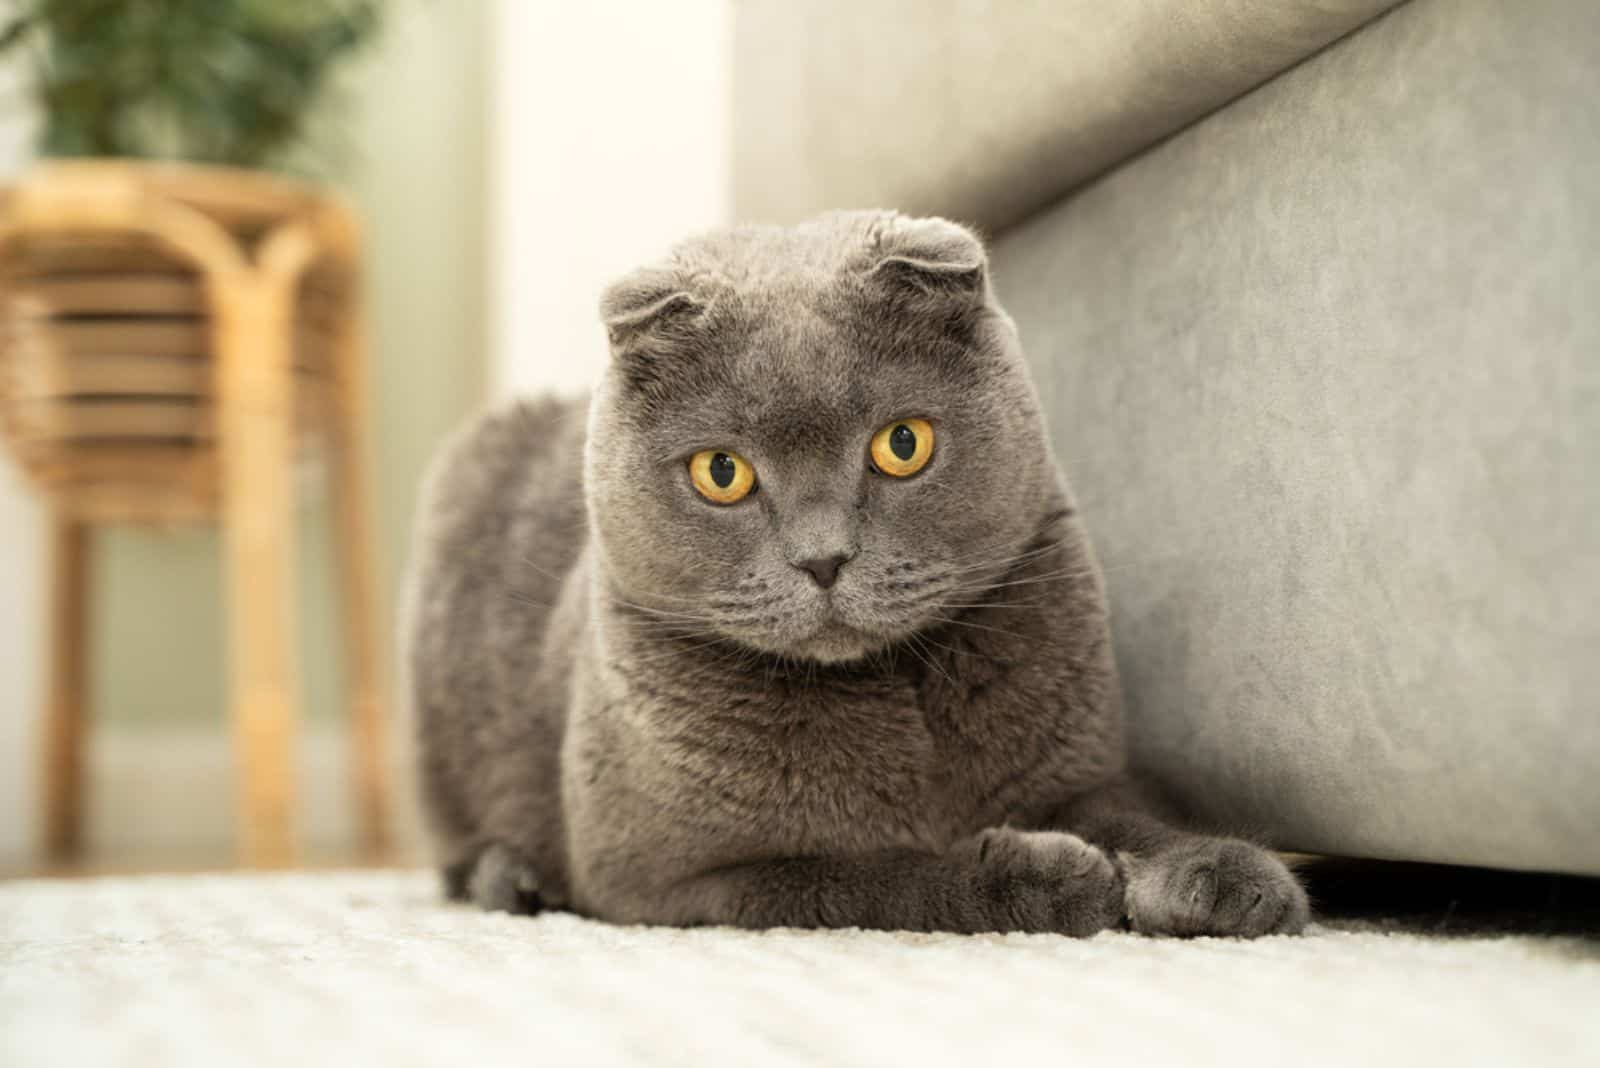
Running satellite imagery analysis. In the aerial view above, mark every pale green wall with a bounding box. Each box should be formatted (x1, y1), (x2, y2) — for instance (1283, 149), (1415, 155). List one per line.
(91, 3), (488, 729)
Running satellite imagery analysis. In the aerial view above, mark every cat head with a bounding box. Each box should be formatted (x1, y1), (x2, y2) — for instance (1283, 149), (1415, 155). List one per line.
(586, 211), (1059, 664)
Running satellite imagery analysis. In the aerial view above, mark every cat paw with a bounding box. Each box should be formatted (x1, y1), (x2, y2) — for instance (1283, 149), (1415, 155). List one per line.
(1123, 838), (1308, 937)
(465, 843), (545, 915)
(954, 827), (1125, 936)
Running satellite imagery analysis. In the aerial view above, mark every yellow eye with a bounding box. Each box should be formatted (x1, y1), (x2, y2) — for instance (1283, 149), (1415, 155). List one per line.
(689, 449), (757, 504)
(869, 418), (934, 477)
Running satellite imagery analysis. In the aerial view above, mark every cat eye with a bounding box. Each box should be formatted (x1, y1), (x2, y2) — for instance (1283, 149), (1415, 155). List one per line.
(869, 418), (934, 478)
(689, 449), (757, 504)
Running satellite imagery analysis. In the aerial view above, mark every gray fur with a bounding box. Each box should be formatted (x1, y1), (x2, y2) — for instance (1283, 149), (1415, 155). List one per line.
(404, 210), (1308, 936)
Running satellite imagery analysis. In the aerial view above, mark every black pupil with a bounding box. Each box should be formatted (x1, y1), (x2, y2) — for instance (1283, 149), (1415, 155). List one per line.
(889, 424), (917, 461)
(709, 453), (737, 488)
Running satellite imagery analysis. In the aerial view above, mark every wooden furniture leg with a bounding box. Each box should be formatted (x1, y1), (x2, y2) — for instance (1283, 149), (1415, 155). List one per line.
(40, 514), (91, 862)
(214, 274), (300, 868)
(330, 306), (390, 858)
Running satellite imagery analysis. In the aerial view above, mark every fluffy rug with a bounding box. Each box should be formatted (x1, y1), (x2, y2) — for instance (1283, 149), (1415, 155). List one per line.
(2, 870), (1597, 1067)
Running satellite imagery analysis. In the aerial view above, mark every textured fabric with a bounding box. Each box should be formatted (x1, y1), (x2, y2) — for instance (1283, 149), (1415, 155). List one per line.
(732, 0), (1401, 232)
(4, 871), (1599, 1068)
(991, 0), (1600, 875)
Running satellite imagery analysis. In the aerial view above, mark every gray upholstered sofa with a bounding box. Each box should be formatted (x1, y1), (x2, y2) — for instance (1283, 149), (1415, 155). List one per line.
(733, 0), (1599, 877)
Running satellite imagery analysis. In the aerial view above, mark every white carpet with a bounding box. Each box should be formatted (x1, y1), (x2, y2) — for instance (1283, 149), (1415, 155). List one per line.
(3, 870), (1597, 1068)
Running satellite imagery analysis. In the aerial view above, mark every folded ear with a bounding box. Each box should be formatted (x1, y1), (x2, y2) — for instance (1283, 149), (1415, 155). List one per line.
(866, 215), (989, 309)
(599, 265), (708, 352)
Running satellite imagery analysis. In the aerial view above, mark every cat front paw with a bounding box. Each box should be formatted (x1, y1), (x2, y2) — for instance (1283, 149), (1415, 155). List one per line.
(953, 827), (1126, 937)
(1123, 838), (1307, 937)
(464, 842), (545, 915)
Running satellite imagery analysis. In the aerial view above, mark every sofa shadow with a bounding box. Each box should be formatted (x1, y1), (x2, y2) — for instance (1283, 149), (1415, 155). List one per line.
(1298, 856), (1600, 956)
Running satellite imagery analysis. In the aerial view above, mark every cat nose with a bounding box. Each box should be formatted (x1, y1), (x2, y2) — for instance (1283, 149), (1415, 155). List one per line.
(795, 553), (852, 589)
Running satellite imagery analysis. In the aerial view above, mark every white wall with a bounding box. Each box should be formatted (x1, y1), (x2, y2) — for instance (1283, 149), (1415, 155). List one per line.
(0, 62), (41, 864)
(490, 0), (732, 398)
(0, 466), (44, 864)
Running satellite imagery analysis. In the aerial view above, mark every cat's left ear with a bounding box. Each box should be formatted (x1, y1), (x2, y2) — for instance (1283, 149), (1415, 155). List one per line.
(599, 266), (708, 353)
(865, 215), (989, 309)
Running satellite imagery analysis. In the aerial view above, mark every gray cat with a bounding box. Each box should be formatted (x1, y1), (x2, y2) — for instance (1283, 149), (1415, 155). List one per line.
(403, 211), (1309, 937)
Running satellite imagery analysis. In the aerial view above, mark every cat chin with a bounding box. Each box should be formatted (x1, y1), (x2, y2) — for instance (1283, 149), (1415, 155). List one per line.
(752, 622), (889, 666)
(788, 635), (879, 665)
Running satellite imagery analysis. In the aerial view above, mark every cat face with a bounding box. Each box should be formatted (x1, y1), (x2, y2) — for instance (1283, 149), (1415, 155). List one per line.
(586, 212), (1059, 664)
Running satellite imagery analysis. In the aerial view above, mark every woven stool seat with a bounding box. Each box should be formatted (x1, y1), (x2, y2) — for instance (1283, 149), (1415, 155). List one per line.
(1, 165), (353, 525)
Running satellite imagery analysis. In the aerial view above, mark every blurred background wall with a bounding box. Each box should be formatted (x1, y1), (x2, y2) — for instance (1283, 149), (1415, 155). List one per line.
(0, 0), (731, 870)
(1, 56), (51, 862)
(491, 2), (731, 399)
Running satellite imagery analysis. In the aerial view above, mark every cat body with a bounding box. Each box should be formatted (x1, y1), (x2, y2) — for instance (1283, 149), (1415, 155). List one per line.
(406, 212), (1307, 935)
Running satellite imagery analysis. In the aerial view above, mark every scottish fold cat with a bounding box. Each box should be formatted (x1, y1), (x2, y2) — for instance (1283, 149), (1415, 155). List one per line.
(404, 211), (1308, 936)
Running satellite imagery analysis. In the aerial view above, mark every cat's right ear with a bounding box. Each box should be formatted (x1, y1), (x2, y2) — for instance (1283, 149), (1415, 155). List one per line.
(864, 215), (989, 312)
(599, 267), (708, 354)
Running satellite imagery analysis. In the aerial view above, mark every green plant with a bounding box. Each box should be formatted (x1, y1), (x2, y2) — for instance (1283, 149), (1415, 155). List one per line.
(0, 0), (382, 168)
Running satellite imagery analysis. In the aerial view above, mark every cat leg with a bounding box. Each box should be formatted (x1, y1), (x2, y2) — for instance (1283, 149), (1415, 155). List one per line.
(441, 855), (475, 902)
(607, 827), (1124, 934)
(1043, 778), (1309, 937)
(455, 842), (546, 915)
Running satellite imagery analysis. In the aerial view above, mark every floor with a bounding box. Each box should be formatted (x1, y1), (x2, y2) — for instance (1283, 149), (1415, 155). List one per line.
(2, 860), (1597, 1068)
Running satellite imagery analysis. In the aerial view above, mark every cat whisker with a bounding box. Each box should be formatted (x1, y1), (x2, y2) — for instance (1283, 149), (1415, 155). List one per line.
(913, 631), (1020, 666)
(951, 565), (1098, 594)
(940, 534), (1068, 565)
(610, 597), (726, 624)
(939, 540), (1064, 576)
(900, 633), (956, 689)
(517, 554), (571, 584)
(613, 632), (744, 671)
(610, 619), (724, 637)
(930, 613), (1023, 641)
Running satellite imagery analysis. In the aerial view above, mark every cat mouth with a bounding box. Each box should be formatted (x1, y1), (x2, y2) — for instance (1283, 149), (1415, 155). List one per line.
(728, 591), (918, 664)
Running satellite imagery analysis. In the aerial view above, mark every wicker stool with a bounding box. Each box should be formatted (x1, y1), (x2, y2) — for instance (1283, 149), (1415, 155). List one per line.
(0, 161), (390, 868)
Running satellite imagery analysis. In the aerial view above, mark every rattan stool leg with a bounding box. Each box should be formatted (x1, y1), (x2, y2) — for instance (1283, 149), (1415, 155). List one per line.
(331, 311), (390, 858)
(40, 514), (91, 862)
(215, 278), (300, 868)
